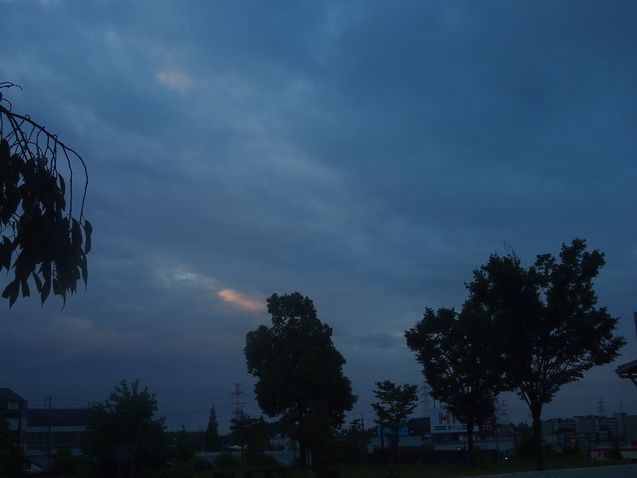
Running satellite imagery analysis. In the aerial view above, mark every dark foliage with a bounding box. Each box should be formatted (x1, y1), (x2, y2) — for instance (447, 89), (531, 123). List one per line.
(371, 380), (419, 464)
(0, 82), (91, 306)
(406, 306), (503, 463)
(84, 379), (168, 477)
(464, 238), (626, 470)
(244, 292), (356, 469)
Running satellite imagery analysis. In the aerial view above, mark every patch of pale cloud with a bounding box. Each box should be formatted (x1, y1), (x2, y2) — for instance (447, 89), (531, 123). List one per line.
(156, 68), (191, 91)
(103, 30), (120, 48)
(135, 45), (193, 92)
(156, 264), (263, 313)
(347, 331), (404, 351)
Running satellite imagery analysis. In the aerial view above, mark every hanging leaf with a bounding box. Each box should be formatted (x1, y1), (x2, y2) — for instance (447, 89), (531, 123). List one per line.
(40, 279), (51, 305)
(21, 279), (30, 298)
(32, 272), (43, 292)
(2, 279), (19, 308)
(84, 219), (93, 253)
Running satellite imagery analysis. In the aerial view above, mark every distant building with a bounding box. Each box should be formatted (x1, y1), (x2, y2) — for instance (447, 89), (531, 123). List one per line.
(0, 388), (91, 473)
(25, 407), (92, 470)
(542, 413), (637, 451)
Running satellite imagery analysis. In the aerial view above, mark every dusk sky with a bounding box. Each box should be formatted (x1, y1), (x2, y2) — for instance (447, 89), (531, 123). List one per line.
(1, 0), (636, 434)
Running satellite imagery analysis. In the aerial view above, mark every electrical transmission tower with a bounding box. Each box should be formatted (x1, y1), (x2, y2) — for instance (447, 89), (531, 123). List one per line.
(497, 399), (510, 425)
(421, 381), (431, 416)
(597, 397), (605, 416)
(231, 383), (246, 419)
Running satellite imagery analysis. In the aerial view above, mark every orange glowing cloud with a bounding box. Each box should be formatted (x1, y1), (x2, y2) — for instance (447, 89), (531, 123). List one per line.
(218, 289), (263, 312)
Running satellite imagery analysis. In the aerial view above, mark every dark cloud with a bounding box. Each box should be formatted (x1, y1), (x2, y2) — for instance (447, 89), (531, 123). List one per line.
(1, 0), (636, 432)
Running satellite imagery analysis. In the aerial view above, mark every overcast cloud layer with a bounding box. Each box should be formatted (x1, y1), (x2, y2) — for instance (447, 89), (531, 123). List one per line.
(1, 0), (636, 432)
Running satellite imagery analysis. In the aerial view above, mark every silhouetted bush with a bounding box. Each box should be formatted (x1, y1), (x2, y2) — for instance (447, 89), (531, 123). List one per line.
(213, 470), (236, 478)
(247, 453), (279, 478)
(214, 452), (241, 468)
(607, 444), (623, 460)
(51, 447), (78, 476)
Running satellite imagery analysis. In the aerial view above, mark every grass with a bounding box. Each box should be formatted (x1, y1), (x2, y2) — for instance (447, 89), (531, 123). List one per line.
(319, 459), (628, 478)
(192, 457), (632, 478)
(322, 459), (626, 478)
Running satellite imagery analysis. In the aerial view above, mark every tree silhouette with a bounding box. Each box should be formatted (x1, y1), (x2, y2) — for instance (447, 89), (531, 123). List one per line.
(205, 404), (219, 451)
(406, 307), (502, 464)
(464, 238), (626, 470)
(0, 83), (91, 306)
(371, 380), (418, 464)
(84, 379), (167, 477)
(244, 292), (356, 469)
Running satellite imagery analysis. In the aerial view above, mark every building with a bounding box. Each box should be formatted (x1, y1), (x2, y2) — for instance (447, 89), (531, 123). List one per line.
(616, 359), (637, 389)
(614, 312), (637, 388)
(24, 408), (92, 471)
(0, 388), (91, 473)
(0, 388), (28, 452)
(542, 413), (637, 453)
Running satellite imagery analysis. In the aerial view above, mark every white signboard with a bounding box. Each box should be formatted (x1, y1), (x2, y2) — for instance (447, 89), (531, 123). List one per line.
(429, 408), (496, 434)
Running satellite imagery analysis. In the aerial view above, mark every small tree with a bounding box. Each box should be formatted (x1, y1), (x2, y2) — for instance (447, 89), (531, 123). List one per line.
(84, 379), (167, 477)
(51, 447), (78, 476)
(371, 380), (418, 464)
(405, 307), (503, 464)
(0, 83), (91, 306)
(464, 239), (626, 470)
(229, 414), (269, 459)
(340, 418), (371, 465)
(513, 422), (535, 459)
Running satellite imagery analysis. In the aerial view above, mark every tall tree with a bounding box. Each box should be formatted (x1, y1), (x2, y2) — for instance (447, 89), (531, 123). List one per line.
(204, 404), (219, 451)
(244, 292), (357, 469)
(405, 307), (503, 463)
(371, 380), (418, 464)
(84, 379), (167, 477)
(0, 83), (91, 306)
(464, 238), (626, 470)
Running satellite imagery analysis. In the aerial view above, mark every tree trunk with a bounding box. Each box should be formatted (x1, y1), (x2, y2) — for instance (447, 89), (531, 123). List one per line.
(393, 436), (399, 464)
(530, 403), (544, 471)
(380, 425), (385, 451)
(466, 417), (475, 466)
(298, 439), (307, 467)
(311, 447), (319, 472)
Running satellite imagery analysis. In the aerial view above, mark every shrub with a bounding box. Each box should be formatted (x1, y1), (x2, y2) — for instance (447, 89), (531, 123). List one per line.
(214, 470), (236, 478)
(51, 447), (78, 475)
(247, 453), (279, 478)
(276, 467), (290, 478)
(606, 445), (623, 460)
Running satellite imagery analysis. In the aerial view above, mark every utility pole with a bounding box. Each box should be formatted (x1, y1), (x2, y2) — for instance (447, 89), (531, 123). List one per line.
(45, 396), (52, 477)
(16, 398), (24, 475)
